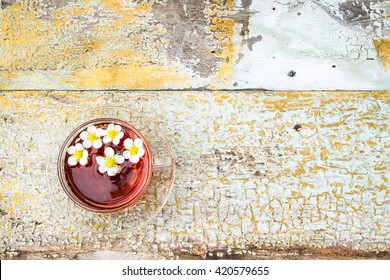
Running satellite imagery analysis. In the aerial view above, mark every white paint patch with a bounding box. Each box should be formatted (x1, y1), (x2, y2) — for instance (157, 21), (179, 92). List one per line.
(233, 0), (390, 90)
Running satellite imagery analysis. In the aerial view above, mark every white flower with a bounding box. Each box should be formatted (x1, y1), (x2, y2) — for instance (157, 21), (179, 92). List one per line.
(67, 143), (88, 166)
(123, 138), (145, 163)
(96, 147), (124, 176)
(103, 123), (124, 145)
(80, 125), (106, 149)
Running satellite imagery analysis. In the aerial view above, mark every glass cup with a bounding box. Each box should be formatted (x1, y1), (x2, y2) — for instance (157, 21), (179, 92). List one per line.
(57, 118), (173, 213)
(46, 107), (175, 233)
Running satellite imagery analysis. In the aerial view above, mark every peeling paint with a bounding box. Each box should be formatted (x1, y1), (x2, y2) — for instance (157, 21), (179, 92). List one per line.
(44, 0), (74, 9)
(316, 0), (390, 36)
(0, 0), (16, 9)
(152, 0), (222, 78)
(207, 0), (236, 87)
(242, 35), (262, 51)
(373, 39), (390, 68)
(0, 0), (388, 89)
(1, 91), (389, 259)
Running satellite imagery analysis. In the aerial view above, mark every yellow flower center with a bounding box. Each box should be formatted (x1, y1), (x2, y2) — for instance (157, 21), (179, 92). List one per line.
(107, 129), (118, 139)
(74, 150), (83, 160)
(106, 157), (116, 168)
(129, 145), (139, 155)
(88, 133), (99, 142)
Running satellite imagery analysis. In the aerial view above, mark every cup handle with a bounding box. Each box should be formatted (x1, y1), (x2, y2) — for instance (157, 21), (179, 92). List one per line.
(153, 156), (174, 170)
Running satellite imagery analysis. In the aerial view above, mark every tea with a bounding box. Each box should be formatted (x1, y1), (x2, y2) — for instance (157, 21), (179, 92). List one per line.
(61, 119), (152, 210)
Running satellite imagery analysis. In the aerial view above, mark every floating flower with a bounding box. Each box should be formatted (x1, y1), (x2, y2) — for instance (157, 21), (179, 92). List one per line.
(80, 125), (106, 149)
(123, 138), (145, 163)
(96, 147), (124, 176)
(67, 143), (88, 166)
(103, 123), (124, 145)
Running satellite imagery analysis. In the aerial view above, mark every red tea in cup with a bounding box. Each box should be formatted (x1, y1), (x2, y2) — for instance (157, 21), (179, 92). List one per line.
(58, 118), (154, 212)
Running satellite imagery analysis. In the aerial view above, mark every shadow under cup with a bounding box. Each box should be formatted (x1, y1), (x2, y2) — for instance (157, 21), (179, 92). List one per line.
(58, 118), (158, 213)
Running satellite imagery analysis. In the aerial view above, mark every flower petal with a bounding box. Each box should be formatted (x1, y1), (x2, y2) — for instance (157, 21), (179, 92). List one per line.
(75, 143), (84, 150)
(138, 147), (145, 157)
(68, 156), (78, 166)
(87, 125), (96, 133)
(103, 136), (110, 143)
(115, 155), (124, 164)
(117, 131), (124, 140)
(93, 139), (102, 149)
(113, 138), (120, 145)
(67, 146), (75, 155)
(80, 131), (88, 140)
(83, 140), (92, 148)
(123, 138), (133, 148)
(96, 156), (105, 166)
(129, 155), (140, 163)
(96, 128), (107, 137)
(79, 157), (88, 166)
(82, 150), (88, 158)
(123, 150), (130, 159)
(98, 165), (107, 174)
(104, 147), (115, 157)
(134, 138), (143, 148)
(107, 168), (117, 176)
(108, 123), (114, 131)
(114, 124), (121, 132)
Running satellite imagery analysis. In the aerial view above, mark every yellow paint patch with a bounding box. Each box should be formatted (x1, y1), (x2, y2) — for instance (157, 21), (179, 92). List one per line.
(367, 140), (377, 148)
(365, 122), (378, 130)
(101, 0), (123, 12)
(208, 1), (235, 88)
(373, 39), (390, 68)
(293, 167), (305, 176)
(213, 93), (230, 105)
(262, 98), (290, 112)
(378, 185), (386, 192)
(75, 63), (190, 89)
(0, 0), (193, 89)
(0, 96), (10, 107)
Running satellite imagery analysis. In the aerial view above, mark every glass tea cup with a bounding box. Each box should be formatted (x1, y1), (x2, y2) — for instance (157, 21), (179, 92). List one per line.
(57, 118), (173, 213)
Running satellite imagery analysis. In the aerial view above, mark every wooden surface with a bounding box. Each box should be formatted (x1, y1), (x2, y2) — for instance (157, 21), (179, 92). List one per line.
(0, 0), (390, 260)
(0, 0), (389, 90)
(1, 91), (389, 259)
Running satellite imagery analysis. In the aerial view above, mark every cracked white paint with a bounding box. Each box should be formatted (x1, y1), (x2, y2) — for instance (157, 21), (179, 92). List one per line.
(0, 91), (389, 259)
(233, 0), (390, 90)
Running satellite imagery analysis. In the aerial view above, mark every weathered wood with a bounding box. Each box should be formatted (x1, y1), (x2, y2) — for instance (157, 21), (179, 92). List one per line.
(1, 91), (389, 259)
(0, 0), (389, 90)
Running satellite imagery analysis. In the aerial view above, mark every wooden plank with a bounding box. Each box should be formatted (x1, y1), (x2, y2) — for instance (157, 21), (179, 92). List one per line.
(1, 91), (389, 259)
(0, 0), (389, 90)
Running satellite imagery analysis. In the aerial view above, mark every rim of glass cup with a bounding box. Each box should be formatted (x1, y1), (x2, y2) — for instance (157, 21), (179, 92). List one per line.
(57, 118), (154, 213)
(46, 106), (175, 234)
